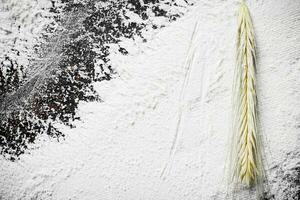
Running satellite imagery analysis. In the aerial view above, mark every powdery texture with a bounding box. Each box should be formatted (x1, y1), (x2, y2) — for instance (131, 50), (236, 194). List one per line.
(0, 0), (299, 199)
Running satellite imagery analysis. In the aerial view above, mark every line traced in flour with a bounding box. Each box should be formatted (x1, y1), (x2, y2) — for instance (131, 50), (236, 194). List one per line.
(161, 21), (200, 178)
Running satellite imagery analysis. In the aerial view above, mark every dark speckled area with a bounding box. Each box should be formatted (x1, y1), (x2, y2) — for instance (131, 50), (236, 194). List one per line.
(0, 0), (193, 159)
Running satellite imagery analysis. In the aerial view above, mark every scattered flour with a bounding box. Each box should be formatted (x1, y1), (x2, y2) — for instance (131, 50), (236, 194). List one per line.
(0, 0), (299, 199)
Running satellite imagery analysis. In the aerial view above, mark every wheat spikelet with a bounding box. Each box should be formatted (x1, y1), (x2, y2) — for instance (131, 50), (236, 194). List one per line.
(232, 2), (262, 187)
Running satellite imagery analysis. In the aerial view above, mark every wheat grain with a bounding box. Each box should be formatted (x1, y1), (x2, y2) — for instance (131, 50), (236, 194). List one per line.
(232, 2), (261, 187)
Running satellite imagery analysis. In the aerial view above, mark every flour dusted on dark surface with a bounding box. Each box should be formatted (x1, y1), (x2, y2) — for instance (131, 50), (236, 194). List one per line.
(0, 0), (194, 159)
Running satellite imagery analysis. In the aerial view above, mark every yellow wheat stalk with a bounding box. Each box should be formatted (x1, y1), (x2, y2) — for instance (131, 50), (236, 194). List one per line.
(231, 2), (262, 188)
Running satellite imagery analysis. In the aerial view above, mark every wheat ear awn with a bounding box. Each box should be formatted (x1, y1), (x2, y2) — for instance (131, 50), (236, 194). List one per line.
(232, 2), (262, 187)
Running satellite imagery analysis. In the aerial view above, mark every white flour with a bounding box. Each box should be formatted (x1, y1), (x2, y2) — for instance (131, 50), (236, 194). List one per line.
(0, 0), (299, 199)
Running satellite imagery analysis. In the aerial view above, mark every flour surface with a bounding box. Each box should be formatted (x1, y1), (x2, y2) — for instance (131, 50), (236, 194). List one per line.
(0, 0), (299, 199)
